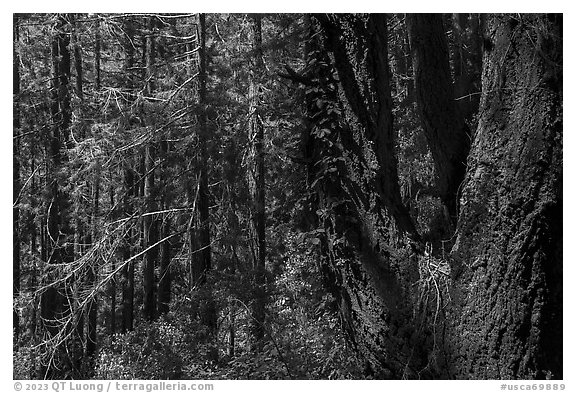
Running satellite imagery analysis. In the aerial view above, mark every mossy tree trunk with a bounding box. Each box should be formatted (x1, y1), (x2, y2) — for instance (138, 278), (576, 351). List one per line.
(310, 13), (562, 379)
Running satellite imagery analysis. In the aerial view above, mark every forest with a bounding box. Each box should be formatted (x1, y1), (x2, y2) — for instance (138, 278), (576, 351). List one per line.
(12, 13), (562, 380)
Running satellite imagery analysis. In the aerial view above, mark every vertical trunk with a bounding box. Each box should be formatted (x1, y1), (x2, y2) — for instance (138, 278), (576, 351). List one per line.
(86, 17), (100, 359)
(142, 16), (158, 321)
(157, 215), (171, 315)
(40, 14), (73, 377)
(318, 14), (418, 238)
(94, 17), (101, 91)
(30, 154), (38, 340)
(73, 16), (84, 101)
(247, 13), (267, 345)
(157, 141), (171, 315)
(41, 12), (73, 332)
(307, 14), (422, 377)
(447, 13), (562, 379)
(71, 17), (85, 373)
(311, 13), (562, 380)
(191, 13), (212, 287)
(143, 145), (158, 322)
(109, 186), (116, 333)
(406, 14), (470, 221)
(121, 17), (135, 332)
(86, 179), (98, 358)
(121, 165), (135, 331)
(13, 14), (21, 341)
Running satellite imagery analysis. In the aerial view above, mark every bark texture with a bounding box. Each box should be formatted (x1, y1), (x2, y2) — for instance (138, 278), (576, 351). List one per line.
(248, 13), (267, 345)
(120, 17), (135, 332)
(310, 13), (562, 379)
(41, 13), (73, 331)
(308, 14), (423, 378)
(143, 17), (158, 322)
(13, 14), (21, 340)
(447, 14), (562, 379)
(191, 13), (212, 287)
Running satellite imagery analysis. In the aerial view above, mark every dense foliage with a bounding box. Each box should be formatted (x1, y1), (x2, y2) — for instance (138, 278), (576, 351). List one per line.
(13, 13), (562, 380)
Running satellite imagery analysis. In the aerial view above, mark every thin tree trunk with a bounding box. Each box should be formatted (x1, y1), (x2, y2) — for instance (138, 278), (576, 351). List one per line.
(157, 142), (171, 315)
(13, 13), (21, 341)
(192, 13), (212, 286)
(121, 164), (135, 332)
(109, 185), (116, 334)
(142, 16), (158, 321)
(86, 179), (98, 359)
(71, 16), (85, 374)
(95, 17), (101, 91)
(86, 16), (101, 360)
(247, 13), (266, 346)
(40, 14), (73, 377)
(120, 17), (135, 333)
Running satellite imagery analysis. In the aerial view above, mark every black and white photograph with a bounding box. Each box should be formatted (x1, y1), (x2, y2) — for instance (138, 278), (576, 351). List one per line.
(12, 12), (563, 382)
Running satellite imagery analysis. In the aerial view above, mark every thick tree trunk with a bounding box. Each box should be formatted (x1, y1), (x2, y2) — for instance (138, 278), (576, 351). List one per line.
(447, 13), (562, 379)
(311, 13), (562, 380)
(306, 14), (422, 378)
(247, 13), (267, 346)
(406, 14), (470, 220)
(317, 14), (418, 238)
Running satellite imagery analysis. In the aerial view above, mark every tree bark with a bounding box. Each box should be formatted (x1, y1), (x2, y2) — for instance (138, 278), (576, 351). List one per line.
(142, 16), (158, 322)
(86, 179), (98, 359)
(195, 13), (212, 286)
(310, 13), (562, 380)
(108, 186), (116, 334)
(86, 16), (101, 359)
(447, 13), (562, 379)
(157, 141), (172, 315)
(305, 14), (422, 378)
(41, 13), (73, 332)
(39, 14), (74, 378)
(317, 14), (419, 238)
(13, 13), (21, 341)
(120, 17), (135, 332)
(247, 13), (267, 346)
